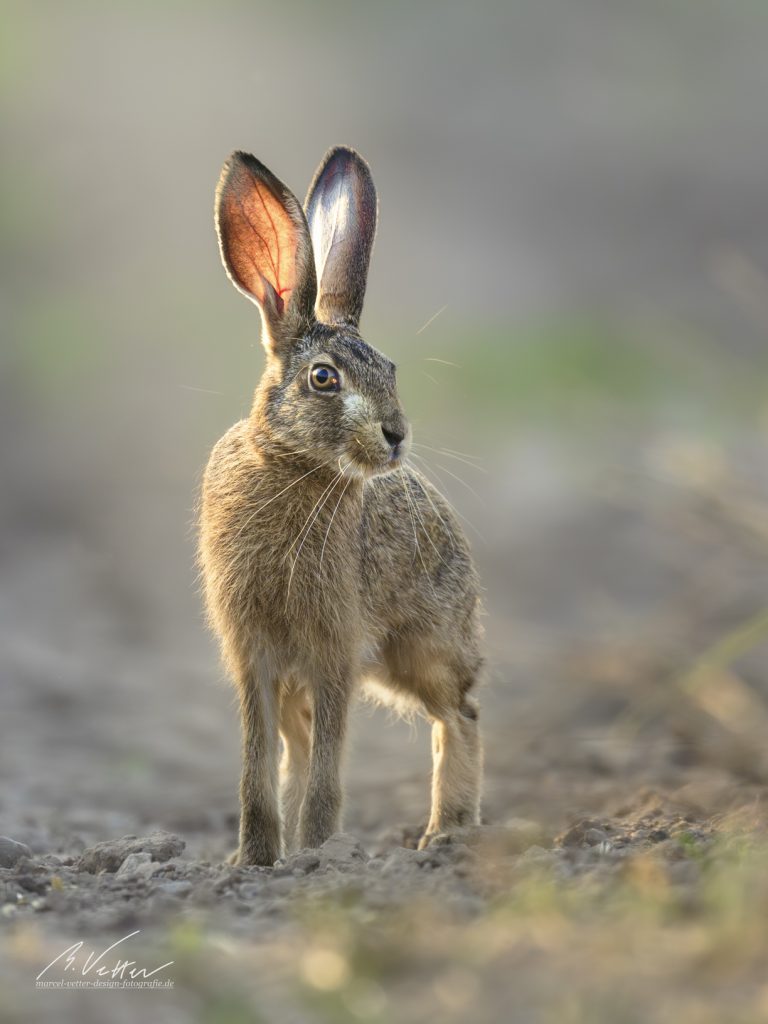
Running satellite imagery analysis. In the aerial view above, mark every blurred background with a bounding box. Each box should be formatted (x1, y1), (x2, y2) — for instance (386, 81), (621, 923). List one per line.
(2, 0), (768, 860)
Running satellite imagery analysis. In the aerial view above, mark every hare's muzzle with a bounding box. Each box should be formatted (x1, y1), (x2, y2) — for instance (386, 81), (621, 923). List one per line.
(381, 423), (406, 451)
(380, 414), (410, 463)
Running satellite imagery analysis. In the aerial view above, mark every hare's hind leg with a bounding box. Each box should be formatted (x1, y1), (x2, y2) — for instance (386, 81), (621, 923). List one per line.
(279, 686), (311, 854)
(380, 637), (483, 848)
(420, 693), (482, 849)
(230, 650), (282, 866)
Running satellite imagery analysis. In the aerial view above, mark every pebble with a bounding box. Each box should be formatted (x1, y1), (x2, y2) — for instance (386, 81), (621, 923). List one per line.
(278, 833), (369, 877)
(115, 852), (158, 880)
(317, 832), (369, 868)
(0, 837), (33, 868)
(558, 820), (607, 848)
(76, 831), (186, 874)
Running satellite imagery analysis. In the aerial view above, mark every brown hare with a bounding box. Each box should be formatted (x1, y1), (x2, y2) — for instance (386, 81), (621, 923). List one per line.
(199, 146), (484, 866)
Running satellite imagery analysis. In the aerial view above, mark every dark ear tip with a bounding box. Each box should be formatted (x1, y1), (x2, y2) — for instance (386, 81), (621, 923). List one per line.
(218, 151), (254, 191)
(226, 150), (264, 175)
(324, 145), (373, 175)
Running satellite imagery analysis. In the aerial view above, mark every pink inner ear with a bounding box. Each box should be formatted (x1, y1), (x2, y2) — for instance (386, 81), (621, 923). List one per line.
(221, 165), (298, 312)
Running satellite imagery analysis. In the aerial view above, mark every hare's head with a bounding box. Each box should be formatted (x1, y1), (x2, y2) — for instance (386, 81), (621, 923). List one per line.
(215, 147), (409, 479)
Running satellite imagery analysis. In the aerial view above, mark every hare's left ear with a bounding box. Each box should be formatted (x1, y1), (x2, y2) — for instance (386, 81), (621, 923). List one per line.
(304, 146), (377, 328)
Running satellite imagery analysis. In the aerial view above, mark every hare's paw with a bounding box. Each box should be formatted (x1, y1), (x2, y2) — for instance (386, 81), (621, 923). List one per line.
(232, 835), (281, 867)
(228, 846), (278, 867)
(417, 831), (438, 851)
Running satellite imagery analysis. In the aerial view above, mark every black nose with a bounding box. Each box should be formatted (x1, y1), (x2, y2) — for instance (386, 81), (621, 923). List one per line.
(381, 424), (406, 448)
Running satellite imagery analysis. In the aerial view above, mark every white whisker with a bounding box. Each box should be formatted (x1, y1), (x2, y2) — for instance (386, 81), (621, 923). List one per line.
(178, 383), (224, 395)
(271, 447), (314, 458)
(319, 473), (353, 573)
(234, 464), (323, 537)
(415, 305), (447, 335)
(424, 357), (461, 368)
(409, 469), (455, 546)
(412, 442), (487, 473)
(420, 441), (483, 462)
(409, 454), (486, 543)
(284, 472), (342, 561)
(399, 470), (421, 568)
(399, 469), (439, 597)
(406, 479), (449, 565)
(433, 461), (485, 503)
(284, 472), (346, 607)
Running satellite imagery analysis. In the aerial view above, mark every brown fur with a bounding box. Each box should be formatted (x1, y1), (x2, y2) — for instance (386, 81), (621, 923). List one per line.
(198, 146), (484, 865)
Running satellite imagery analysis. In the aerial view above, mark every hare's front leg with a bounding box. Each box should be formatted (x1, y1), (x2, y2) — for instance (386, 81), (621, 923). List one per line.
(233, 656), (282, 866)
(419, 695), (483, 849)
(279, 688), (311, 855)
(300, 676), (351, 849)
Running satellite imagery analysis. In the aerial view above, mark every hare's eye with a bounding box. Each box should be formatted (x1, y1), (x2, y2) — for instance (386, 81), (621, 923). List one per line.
(309, 364), (340, 392)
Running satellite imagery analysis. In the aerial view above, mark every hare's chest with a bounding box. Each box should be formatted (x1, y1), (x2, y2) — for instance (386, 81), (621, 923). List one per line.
(239, 488), (363, 642)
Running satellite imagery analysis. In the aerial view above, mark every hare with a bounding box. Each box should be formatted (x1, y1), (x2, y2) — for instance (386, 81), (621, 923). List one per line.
(198, 146), (484, 866)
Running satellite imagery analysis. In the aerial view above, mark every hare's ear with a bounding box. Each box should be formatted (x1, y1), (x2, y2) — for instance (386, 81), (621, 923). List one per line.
(215, 152), (317, 351)
(304, 146), (377, 328)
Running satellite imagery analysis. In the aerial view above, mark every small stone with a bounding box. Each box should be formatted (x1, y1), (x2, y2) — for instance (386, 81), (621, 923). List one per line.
(115, 852), (156, 880)
(276, 850), (321, 876)
(558, 820), (608, 848)
(76, 831), (185, 874)
(0, 837), (33, 868)
(318, 833), (369, 868)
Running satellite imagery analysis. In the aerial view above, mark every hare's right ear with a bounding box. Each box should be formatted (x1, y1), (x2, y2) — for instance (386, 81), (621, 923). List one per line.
(215, 152), (317, 352)
(304, 146), (377, 328)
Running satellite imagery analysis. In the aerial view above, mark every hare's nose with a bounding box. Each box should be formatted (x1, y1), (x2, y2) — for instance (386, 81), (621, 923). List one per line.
(381, 424), (406, 449)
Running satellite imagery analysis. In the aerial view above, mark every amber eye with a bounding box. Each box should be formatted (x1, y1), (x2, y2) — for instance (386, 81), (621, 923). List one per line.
(309, 364), (340, 392)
